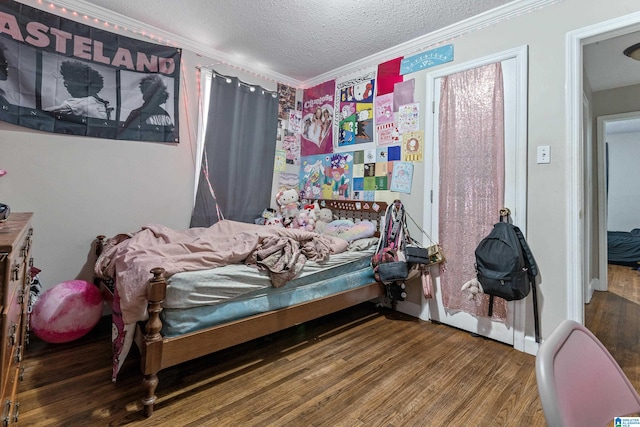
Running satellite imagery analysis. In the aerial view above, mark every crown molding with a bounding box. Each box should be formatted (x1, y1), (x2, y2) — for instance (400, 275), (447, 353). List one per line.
(23, 0), (559, 89)
(303, 0), (559, 88)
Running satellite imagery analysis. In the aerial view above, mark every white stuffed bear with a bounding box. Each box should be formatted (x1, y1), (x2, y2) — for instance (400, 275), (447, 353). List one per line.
(276, 188), (300, 228)
(295, 205), (316, 231)
(314, 207), (333, 234)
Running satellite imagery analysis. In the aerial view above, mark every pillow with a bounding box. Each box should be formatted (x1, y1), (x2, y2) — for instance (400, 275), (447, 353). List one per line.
(323, 219), (376, 242)
(348, 237), (380, 251)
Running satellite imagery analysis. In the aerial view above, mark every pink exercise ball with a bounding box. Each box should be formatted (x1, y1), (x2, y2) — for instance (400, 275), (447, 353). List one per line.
(30, 280), (103, 343)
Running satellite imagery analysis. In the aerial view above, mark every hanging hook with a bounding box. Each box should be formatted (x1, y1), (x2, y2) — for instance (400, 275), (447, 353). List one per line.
(499, 207), (511, 222)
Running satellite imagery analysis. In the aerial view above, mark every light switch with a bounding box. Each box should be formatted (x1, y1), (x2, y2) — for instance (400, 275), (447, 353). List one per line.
(537, 146), (550, 164)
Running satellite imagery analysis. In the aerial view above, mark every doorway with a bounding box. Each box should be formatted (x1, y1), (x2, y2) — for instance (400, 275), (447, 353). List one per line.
(597, 111), (640, 287)
(567, 12), (640, 324)
(421, 46), (529, 350)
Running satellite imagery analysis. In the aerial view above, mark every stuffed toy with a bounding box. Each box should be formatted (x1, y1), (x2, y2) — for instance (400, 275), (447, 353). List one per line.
(265, 216), (284, 227)
(275, 188), (300, 228)
(461, 278), (484, 300)
(314, 207), (333, 234)
(254, 207), (277, 225)
(295, 204), (316, 231)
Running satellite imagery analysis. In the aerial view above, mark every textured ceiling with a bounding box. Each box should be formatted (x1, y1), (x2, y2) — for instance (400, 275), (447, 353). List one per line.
(48, 1), (640, 92)
(76, 0), (513, 82)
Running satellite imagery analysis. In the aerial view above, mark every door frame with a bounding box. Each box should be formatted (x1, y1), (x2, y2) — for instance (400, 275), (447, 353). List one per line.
(596, 111), (640, 294)
(422, 45), (530, 352)
(566, 11), (640, 323)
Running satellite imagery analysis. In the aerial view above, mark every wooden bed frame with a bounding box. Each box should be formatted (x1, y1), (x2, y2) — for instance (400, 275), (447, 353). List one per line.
(96, 199), (388, 417)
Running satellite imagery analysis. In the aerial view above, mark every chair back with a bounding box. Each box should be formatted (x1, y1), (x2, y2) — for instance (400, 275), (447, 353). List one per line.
(536, 319), (640, 427)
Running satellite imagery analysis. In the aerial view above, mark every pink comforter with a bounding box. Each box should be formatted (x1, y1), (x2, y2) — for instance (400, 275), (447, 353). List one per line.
(95, 220), (349, 324)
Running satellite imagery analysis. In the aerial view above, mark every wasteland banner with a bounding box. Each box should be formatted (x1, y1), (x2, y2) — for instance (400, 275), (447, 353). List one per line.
(0, 1), (180, 142)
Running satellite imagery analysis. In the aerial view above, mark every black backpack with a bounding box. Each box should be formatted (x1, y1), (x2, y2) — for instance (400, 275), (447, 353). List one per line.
(475, 213), (541, 342)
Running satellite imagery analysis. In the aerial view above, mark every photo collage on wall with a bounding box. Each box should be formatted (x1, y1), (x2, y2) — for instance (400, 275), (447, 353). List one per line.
(335, 71), (375, 147)
(275, 55), (432, 201)
(299, 145), (416, 201)
(276, 83), (300, 167)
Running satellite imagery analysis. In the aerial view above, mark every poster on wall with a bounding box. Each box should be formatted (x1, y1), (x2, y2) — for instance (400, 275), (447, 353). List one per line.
(299, 147), (414, 202)
(398, 103), (420, 134)
(376, 56), (403, 96)
(334, 69), (376, 147)
(277, 83), (296, 120)
(390, 161), (414, 193)
(300, 80), (335, 156)
(299, 152), (354, 201)
(402, 130), (424, 162)
(299, 154), (327, 199)
(324, 152), (353, 200)
(0, 0), (181, 142)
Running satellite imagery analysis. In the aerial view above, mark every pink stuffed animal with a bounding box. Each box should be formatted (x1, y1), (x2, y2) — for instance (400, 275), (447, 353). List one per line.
(295, 204), (316, 231)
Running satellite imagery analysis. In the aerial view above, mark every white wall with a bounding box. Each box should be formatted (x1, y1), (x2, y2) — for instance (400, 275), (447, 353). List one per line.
(0, 24), (276, 289)
(316, 0), (640, 340)
(593, 84), (640, 118)
(2, 0), (640, 342)
(606, 131), (640, 231)
(383, 0), (640, 340)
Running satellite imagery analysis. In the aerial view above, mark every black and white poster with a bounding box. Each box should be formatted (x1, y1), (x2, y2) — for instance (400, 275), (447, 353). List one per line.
(0, 0), (181, 142)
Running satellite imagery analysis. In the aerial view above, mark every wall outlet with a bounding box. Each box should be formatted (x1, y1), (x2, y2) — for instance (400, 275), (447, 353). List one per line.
(537, 145), (550, 164)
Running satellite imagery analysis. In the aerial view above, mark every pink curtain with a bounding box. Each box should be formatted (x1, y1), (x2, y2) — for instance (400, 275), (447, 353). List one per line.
(438, 62), (506, 320)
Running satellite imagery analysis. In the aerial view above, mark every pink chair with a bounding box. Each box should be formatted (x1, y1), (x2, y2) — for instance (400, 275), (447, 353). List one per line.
(536, 319), (640, 426)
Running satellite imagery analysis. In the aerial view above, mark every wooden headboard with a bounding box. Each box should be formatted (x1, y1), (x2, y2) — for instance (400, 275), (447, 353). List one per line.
(315, 199), (388, 237)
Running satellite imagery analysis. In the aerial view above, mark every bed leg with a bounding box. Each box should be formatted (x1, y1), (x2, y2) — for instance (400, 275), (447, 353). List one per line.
(141, 267), (167, 417)
(142, 373), (159, 417)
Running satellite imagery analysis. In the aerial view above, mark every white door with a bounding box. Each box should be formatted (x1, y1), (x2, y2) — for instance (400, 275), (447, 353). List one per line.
(421, 47), (529, 347)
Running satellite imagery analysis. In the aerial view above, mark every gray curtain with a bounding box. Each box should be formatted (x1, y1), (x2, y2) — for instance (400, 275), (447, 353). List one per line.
(191, 72), (278, 227)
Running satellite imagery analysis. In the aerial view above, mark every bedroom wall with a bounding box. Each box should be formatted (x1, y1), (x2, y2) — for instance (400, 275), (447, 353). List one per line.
(382, 0), (640, 339)
(605, 131), (640, 231)
(593, 83), (640, 118)
(321, 0), (639, 339)
(0, 15), (277, 290)
(1, 0), (639, 343)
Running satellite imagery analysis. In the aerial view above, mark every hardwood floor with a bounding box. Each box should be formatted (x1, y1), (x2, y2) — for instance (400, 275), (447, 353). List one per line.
(585, 264), (640, 386)
(18, 265), (640, 426)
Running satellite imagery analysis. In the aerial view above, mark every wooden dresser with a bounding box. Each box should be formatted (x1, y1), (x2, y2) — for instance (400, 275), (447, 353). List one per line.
(0, 213), (33, 426)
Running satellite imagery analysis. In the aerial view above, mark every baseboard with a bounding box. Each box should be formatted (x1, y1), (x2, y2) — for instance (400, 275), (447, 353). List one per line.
(396, 300), (422, 318)
(523, 334), (540, 356)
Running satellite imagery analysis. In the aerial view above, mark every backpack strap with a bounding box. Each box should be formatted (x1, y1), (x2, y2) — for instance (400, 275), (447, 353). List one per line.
(513, 226), (538, 277)
(531, 276), (541, 343)
(488, 295), (494, 317)
(513, 225), (541, 343)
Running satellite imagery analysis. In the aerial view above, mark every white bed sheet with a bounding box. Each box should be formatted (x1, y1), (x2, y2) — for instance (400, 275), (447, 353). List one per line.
(164, 238), (378, 310)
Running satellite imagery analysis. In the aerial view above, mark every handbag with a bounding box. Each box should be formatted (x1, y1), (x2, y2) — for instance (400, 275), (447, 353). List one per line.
(372, 247), (409, 283)
(371, 202), (410, 284)
(376, 260), (409, 282)
(403, 210), (446, 267)
(406, 240), (446, 266)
